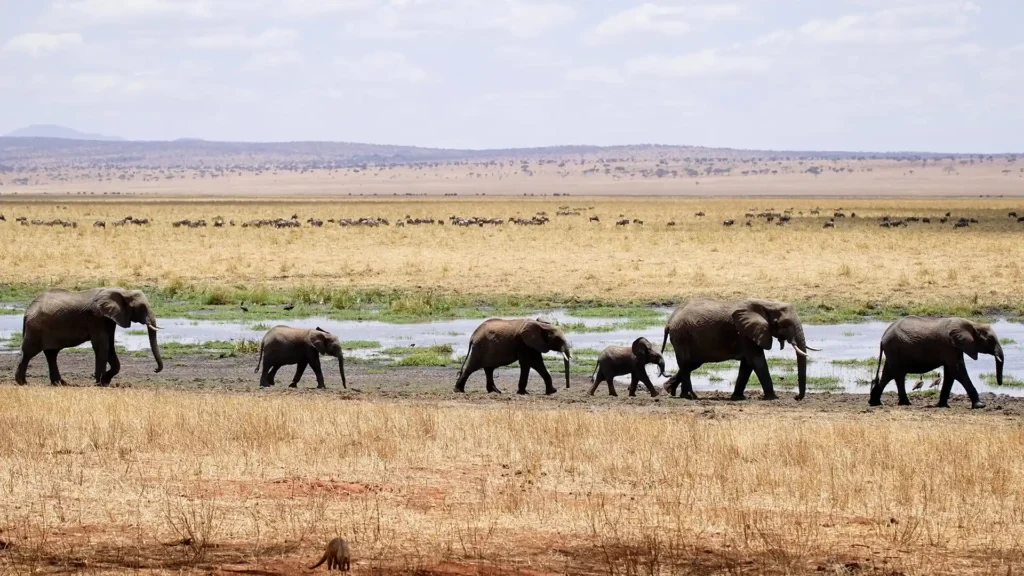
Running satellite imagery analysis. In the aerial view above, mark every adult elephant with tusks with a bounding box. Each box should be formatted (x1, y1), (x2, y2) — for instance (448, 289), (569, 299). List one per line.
(869, 316), (1003, 409)
(15, 288), (163, 386)
(454, 318), (571, 395)
(660, 298), (819, 401)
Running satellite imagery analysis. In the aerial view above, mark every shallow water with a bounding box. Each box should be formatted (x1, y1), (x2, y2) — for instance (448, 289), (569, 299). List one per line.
(1, 312), (1021, 398)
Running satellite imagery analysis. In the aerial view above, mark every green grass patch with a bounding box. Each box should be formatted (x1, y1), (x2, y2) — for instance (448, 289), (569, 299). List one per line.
(1000, 338), (1016, 345)
(380, 344), (455, 367)
(248, 323), (271, 332)
(126, 329), (148, 336)
(1, 332), (24, 348)
(909, 389), (939, 398)
(706, 373), (725, 383)
(980, 373), (1024, 388)
(342, 340), (381, 350)
(832, 358), (878, 367)
(842, 331), (857, 337)
(567, 306), (664, 319)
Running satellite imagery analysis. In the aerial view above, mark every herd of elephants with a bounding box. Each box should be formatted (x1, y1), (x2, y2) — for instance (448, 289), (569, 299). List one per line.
(12, 287), (1006, 409)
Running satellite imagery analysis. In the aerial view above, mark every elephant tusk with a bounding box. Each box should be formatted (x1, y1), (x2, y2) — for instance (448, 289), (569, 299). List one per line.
(805, 345), (822, 352)
(148, 324), (162, 331)
(792, 345), (809, 357)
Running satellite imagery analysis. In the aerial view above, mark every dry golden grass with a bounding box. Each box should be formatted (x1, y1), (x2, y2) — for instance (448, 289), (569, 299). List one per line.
(0, 387), (1022, 574)
(2, 197), (1024, 308)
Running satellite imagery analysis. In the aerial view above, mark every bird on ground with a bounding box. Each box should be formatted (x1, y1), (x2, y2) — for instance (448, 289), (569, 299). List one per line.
(240, 302), (249, 312)
(283, 303), (294, 311)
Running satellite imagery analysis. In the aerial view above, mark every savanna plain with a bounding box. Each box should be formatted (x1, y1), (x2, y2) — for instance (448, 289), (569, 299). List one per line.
(3, 172), (1024, 574)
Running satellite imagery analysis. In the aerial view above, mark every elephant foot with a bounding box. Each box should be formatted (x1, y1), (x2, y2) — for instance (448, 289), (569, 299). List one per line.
(868, 398), (882, 407)
(972, 400), (986, 409)
(517, 388), (529, 395)
(452, 386), (465, 393)
(288, 382), (298, 388)
(50, 379), (70, 387)
(544, 387), (557, 396)
(486, 386), (503, 394)
(935, 402), (950, 409)
(317, 384), (326, 389)
(898, 399), (912, 406)
(650, 389), (659, 398)
(762, 393), (779, 401)
(730, 393), (746, 401)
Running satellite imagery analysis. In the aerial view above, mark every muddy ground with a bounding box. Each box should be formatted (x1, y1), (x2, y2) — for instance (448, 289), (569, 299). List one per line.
(3, 351), (1023, 419)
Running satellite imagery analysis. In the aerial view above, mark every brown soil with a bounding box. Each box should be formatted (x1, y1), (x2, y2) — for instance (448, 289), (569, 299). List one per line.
(2, 351), (1021, 418)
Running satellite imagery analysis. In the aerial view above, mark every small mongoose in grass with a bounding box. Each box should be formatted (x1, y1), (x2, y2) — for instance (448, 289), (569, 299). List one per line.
(310, 537), (350, 571)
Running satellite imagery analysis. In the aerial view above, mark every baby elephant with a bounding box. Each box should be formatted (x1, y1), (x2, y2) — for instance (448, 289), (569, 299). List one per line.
(256, 326), (347, 389)
(589, 337), (666, 397)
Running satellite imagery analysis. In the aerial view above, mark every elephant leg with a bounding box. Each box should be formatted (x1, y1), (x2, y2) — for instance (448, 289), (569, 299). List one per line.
(454, 356), (482, 393)
(587, 368), (603, 396)
(629, 374), (641, 397)
(749, 353), (778, 400)
(953, 360), (985, 409)
(661, 372), (679, 397)
(264, 365), (281, 387)
(104, 328), (121, 386)
(16, 339), (42, 385)
(484, 367), (502, 393)
(91, 333), (110, 386)
(260, 363), (273, 387)
(936, 368), (957, 408)
(516, 359), (532, 395)
(290, 361), (308, 388)
(533, 357), (556, 396)
(732, 359), (753, 401)
(43, 349), (69, 386)
(308, 355), (325, 389)
(895, 374), (911, 406)
(638, 370), (659, 397)
(869, 362), (894, 406)
(674, 363), (699, 400)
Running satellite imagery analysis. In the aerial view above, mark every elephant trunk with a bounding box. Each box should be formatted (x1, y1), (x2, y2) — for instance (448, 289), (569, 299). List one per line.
(793, 326), (807, 401)
(562, 346), (572, 389)
(147, 324), (163, 373)
(655, 354), (666, 377)
(338, 353), (347, 389)
(995, 342), (1004, 388)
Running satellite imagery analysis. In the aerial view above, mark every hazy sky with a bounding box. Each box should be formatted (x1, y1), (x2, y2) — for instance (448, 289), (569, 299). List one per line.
(1, 0), (1020, 151)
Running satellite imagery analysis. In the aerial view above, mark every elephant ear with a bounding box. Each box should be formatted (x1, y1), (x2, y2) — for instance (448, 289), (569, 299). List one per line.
(308, 330), (329, 354)
(732, 307), (772, 350)
(519, 320), (552, 353)
(949, 321), (979, 360)
(632, 337), (651, 362)
(95, 290), (131, 328)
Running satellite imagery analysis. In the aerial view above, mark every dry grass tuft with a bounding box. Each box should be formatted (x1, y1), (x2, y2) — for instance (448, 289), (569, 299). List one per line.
(0, 387), (1022, 574)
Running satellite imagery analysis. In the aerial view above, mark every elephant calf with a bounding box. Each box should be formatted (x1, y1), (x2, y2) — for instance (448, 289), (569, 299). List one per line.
(870, 316), (1003, 409)
(454, 318), (571, 395)
(589, 337), (665, 397)
(256, 326), (347, 389)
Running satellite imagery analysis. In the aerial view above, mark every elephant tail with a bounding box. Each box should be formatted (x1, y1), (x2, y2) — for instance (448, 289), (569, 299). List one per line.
(254, 341), (265, 373)
(870, 344), (883, 387)
(661, 325), (669, 354)
(590, 363), (599, 382)
(457, 341), (473, 378)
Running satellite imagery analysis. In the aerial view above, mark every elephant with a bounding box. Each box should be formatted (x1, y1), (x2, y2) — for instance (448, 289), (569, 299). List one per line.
(15, 288), (163, 386)
(589, 337), (665, 397)
(255, 326), (346, 389)
(868, 316), (1003, 409)
(454, 318), (571, 395)
(660, 298), (818, 401)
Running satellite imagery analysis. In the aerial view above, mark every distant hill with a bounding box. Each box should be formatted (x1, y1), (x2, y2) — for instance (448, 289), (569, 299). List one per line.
(4, 124), (124, 142)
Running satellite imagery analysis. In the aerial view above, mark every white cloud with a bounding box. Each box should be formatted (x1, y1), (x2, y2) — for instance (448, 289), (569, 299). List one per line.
(800, 2), (980, 45)
(595, 3), (743, 38)
(627, 49), (770, 78)
(335, 52), (427, 84)
(2, 32), (83, 56)
(419, 0), (576, 37)
(242, 50), (304, 71)
(47, 0), (211, 26)
(72, 73), (149, 95)
(565, 66), (625, 84)
(186, 28), (297, 50)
